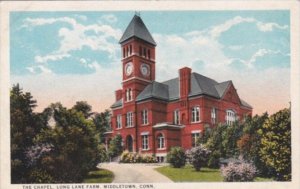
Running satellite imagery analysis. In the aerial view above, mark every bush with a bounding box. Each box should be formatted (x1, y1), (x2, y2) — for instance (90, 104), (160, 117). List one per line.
(186, 145), (211, 171)
(221, 159), (256, 182)
(120, 151), (157, 163)
(167, 147), (186, 168)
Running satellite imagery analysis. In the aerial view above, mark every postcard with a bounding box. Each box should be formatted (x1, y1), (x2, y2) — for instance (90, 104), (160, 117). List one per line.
(1, 1), (299, 189)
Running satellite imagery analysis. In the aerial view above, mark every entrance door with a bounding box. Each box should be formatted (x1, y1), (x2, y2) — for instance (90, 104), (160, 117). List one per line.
(126, 135), (133, 152)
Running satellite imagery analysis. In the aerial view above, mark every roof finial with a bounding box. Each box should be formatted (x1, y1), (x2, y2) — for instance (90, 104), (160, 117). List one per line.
(135, 11), (141, 17)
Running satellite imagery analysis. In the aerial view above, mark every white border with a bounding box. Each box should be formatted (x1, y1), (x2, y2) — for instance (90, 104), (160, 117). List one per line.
(0, 1), (299, 189)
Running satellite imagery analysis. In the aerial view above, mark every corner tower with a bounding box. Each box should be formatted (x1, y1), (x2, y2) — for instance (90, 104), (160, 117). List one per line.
(119, 14), (156, 103)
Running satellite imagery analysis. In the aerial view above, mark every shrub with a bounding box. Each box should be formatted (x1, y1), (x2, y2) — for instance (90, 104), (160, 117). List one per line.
(167, 147), (186, 168)
(120, 151), (157, 163)
(186, 145), (211, 171)
(221, 159), (257, 182)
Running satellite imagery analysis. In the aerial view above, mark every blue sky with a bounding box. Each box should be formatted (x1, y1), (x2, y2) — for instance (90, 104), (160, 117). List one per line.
(10, 11), (290, 114)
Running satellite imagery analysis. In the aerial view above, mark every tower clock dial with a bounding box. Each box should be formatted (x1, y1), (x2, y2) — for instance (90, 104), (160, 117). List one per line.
(140, 63), (150, 77)
(125, 62), (133, 76)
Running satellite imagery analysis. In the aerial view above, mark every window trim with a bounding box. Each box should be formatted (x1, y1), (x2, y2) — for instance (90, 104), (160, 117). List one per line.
(142, 135), (149, 150)
(226, 109), (236, 126)
(141, 109), (149, 125)
(157, 133), (165, 150)
(191, 106), (201, 123)
(116, 114), (122, 129)
(191, 131), (201, 147)
(126, 112), (133, 128)
(211, 107), (217, 124)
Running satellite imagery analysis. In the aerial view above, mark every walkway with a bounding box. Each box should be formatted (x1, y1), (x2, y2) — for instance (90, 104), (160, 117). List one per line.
(99, 162), (173, 183)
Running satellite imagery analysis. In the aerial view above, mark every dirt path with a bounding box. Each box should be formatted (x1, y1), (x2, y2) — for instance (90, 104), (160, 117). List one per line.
(99, 162), (173, 183)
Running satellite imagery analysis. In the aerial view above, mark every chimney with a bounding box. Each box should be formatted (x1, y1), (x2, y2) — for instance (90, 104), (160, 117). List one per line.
(115, 89), (122, 101)
(179, 67), (191, 99)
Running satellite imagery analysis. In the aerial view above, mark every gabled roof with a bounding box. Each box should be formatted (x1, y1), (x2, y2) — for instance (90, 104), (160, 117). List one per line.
(111, 72), (252, 109)
(119, 15), (156, 46)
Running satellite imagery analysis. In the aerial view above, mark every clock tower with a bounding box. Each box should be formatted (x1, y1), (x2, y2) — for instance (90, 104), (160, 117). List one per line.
(119, 14), (156, 103)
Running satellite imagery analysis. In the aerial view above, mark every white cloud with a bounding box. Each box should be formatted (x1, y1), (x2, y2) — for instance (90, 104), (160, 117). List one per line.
(35, 53), (70, 64)
(228, 45), (243, 51)
(210, 16), (255, 39)
(257, 22), (288, 32)
(23, 15), (122, 66)
(101, 14), (118, 23)
(26, 65), (53, 74)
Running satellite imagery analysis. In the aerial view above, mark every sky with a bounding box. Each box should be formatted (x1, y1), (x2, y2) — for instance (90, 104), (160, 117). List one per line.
(10, 11), (290, 115)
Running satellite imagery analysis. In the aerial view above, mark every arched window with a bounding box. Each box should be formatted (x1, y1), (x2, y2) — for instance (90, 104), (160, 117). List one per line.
(226, 109), (236, 125)
(157, 133), (165, 149)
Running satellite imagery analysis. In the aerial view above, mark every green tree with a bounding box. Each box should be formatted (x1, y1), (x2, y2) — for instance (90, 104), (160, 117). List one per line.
(93, 109), (111, 143)
(237, 113), (272, 176)
(10, 84), (46, 183)
(259, 108), (291, 181)
(108, 135), (123, 158)
(72, 101), (93, 118)
(34, 103), (103, 183)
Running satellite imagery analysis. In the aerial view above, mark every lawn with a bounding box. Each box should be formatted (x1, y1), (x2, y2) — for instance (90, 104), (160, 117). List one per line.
(83, 168), (114, 183)
(155, 165), (273, 182)
(155, 165), (223, 182)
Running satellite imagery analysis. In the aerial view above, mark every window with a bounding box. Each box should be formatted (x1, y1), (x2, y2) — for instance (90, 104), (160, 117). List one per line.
(139, 46), (142, 56)
(123, 48), (125, 58)
(141, 109), (148, 125)
(126, 112), (133, 127)
(116, 114), (122, 129)
(142, 135), (149, 150)
(157, 133), (165, 149)
(211, 108), (217, 124)
(148, 49), (151, 59)
(143, 48), (146, 57)
(191, 106), (200, 123)
(191, 132), (200, 147)
(129, 45), (132, 55)
(174, 109), (180, 125)
(226, 110), (236, 125)
(126, 88), (133, 102)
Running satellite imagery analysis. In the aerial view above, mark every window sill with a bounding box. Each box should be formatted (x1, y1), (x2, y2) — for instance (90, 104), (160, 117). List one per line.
(125, 126), (134, 128)
(157, 148), (166, 150)
(141, 149), (150, 151)
(141, 123), (149, 126)
(191, 121), (201, 124)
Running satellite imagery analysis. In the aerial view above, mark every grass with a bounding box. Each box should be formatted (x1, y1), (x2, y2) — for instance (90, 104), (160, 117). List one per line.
(83, 168), (114, 183)
(155, 165), (274, 182)
(155, 165), (223, 182)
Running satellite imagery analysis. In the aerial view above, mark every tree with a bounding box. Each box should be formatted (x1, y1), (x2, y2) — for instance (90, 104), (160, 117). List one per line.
(72, 101), (92, 118)
(167, 147), (186, 168)
(237, 113), (272, 176)
(34, 103), (103, 183)
(259, 108), (291, 181)
(108, 135), (123, 158)
(92, 109), (111, 143)
(10, 84), (48, 183)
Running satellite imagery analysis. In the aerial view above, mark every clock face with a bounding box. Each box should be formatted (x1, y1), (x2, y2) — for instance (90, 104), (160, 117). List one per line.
(125, 62), (133, 76)
(140, 63), (150, 77)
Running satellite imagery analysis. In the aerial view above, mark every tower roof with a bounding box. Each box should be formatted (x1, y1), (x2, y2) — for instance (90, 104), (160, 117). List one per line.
(119, 14), (156, 46)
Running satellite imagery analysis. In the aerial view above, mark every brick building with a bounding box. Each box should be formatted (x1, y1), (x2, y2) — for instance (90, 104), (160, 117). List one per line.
(105, 14), (252, 162)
